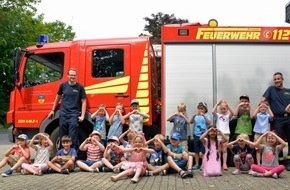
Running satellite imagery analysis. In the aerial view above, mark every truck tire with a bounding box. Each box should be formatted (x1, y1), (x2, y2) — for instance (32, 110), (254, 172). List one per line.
(50, 127), (60, 156)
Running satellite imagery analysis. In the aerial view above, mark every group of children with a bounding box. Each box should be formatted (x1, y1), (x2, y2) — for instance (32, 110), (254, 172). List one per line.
(0, 98), (289, 182)
(167, 94), (288, 178)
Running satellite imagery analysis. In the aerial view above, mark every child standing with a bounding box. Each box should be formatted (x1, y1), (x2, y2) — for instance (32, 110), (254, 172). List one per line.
(252, 102), (274, 165)
(227, 133), (254, 175)
(200, 126), (228, 176)
(1, 134), (31, 177)
(145, 134), (169, 176)
(102, 136), (124, 173)
(251, 131), (286, 178)
(212, 100), (234, 170)
(166, 132), (194, 178)
(190, 102), (211, 170)
(107, 103), (125, 139)
(234, 95), (253, 140)
(167, 103), (190, 152)
(21, 133), (53, 175)
(47, 135), (77, 174)
(124, 99), (150, 135)
(75, 131), (104, 172)
(91, 104), (109, 145)
(110, 135), (155, 183)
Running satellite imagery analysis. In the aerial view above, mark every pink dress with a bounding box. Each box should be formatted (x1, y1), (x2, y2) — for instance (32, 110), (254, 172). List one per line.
(201, 138), (222, 177)
(120, 149), (147, 176)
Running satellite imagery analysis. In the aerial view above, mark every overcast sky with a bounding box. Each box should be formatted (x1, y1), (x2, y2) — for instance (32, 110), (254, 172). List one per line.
(37, 0), (290, 40)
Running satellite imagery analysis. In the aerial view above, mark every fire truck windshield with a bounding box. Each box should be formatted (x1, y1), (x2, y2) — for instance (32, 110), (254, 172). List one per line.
(22, 52), (64, 88)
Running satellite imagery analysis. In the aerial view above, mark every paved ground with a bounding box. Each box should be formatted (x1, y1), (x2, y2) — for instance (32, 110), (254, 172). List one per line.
(1, 130), (290, 190)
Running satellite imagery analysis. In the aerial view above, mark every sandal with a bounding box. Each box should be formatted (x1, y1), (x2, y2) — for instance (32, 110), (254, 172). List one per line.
(178, 170), (188, 179)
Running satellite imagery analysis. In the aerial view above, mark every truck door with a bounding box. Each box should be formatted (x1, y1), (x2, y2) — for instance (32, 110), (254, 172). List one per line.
(85, 45), (131, 111)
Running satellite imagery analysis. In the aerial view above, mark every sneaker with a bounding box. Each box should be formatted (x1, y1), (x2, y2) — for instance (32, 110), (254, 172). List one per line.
(21, 169), (28, 175)
(113, 167), (120, 173)
(159, 170), (167, 176)
(248, 169), (255, 175)
(145, 170), (153, 176)
(232, 169), (241, 175)
(60, 169), (69, 175)
(192, 164), (200, 170)
(102, 167), (112, 172)
(186, 169), (194, 178)
(1, 169), (13, 177)
(252, 172), (263, 177)
(131, 177), (139, 183)
(90, 168), (99, 173)
(272, 173), (278, 179)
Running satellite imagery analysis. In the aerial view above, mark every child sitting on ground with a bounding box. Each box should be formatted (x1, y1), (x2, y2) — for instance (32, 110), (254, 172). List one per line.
(21, 133), (53, 175)
(110, 135), (154, 183)
(145, 134), (168, 176)
(227, 133), (254, 175)
(166, 132), (194, 178)
(1, 134), (31, 177)
(102, 136), (124, 173)
(75, 131), (104, 172)
(251, 131), (286, 178)
(47, 135), (76, 174)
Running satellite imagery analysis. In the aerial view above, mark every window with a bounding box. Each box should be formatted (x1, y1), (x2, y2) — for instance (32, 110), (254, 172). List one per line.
(92, 49), (124, 78)
(23, 52), (64, 87)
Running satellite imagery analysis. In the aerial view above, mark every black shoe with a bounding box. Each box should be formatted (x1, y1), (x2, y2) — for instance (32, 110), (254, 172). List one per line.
(186, 169), (194, 178)
(60, 169), (69, 175)
(286, 160), (290, 171)
(102, 167), (112, 172)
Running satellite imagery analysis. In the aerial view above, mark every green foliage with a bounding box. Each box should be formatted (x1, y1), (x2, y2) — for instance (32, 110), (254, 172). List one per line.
(141, 12), (189, 44)
(0, 0), (75, 126)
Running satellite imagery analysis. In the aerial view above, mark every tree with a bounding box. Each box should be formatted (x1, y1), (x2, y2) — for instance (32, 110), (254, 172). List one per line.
(0, 0), (75, 126)
(140, 12), (189, 100)
(140, 12), (189, 44)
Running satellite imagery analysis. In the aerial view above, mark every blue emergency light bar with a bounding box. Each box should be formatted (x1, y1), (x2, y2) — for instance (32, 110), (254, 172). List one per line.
(36, 34), (49, 47)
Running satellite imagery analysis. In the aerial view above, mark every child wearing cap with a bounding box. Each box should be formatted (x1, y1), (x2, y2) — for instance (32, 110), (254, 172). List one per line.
(21, 133), (53, 175)
(75, 131), (104, 172)
(107, 103), (125, 140)
(124, 99), (150, 135)
(91, 104), (109, 146)
(234, 95), (254, 140)
(166, 132), (194, 178)
(102, 136), (124, 173)
(47, 135), (77, 174)
(1, 134), (31, 177)
(190, 102), (211, 170)
(167, 103), (190, 152)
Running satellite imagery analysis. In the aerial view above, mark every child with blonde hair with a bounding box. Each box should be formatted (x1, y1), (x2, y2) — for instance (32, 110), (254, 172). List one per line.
(91, 104), (109, 145)
(107, 103), (125, 139)
(1, 134), (31, 177)
(212, 100), (234, 170)
(119, 129), (137, 161)
(110, 135), (155, 183)
(252, 101), (274, 165)
(200, 126), (228, 176)
(21, 133), (53, 175)
(251, 131), (286, 178)
(167, 103), (190, 152)
(227, 133), (254, 175)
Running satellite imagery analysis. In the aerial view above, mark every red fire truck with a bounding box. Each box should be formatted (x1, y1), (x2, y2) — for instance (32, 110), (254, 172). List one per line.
(7, 20), (290, 153)
(7, 37), (160, 154)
